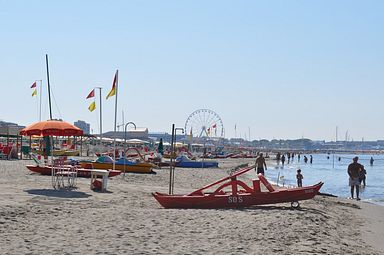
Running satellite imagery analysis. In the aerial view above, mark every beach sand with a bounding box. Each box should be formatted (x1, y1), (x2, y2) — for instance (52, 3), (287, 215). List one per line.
(0, 158), (383, 254)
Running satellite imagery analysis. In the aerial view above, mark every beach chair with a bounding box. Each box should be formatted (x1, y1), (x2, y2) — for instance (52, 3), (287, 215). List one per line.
(0, 146), (11, 160)
(52, 157), (78, 189)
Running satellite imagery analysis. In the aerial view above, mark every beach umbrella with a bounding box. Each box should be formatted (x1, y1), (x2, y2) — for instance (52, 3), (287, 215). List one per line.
(158, 138), (164, 155)
(20, 119), (83, 189)
(20, 119), (83, 136)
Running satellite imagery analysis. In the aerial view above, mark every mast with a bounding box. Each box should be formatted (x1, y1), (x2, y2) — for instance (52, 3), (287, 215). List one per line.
(335, 126), (338, 142)
(45, 54), (53, 120)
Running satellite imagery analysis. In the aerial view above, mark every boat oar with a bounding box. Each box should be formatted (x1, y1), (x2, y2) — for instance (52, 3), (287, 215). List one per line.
(188, 164), (255, 196)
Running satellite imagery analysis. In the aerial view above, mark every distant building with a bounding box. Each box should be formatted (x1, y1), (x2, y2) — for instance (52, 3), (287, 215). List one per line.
(149, 132), (171, 142)
(104, 127), (149, 140)
(74, 120), (90, 135)
(149, 132), (186, 143)
(0, 121), (25, 136)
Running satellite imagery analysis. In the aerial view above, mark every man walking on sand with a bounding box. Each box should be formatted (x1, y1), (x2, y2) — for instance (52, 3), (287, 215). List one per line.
(255, 153), (267, 176)
(348, 156), (363, 200)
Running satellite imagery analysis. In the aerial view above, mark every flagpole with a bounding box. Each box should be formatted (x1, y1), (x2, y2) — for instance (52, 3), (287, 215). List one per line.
(34, 81), (39, 121)
(95, 87), (103, 144)
(38, 80), (43, 121)
(113, 70), (119, 171)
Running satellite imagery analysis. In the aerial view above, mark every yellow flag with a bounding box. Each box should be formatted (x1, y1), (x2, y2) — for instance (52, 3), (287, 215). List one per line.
(88, 101), (96, 112)
(106, 86), (115, 99)
(106, 70), (118, 99)
(32, 89), (37, 97)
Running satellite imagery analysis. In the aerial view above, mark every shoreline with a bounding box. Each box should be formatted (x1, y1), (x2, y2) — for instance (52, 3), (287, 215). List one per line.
(0, 158), (383, 254)
(263, 155), (384, 207)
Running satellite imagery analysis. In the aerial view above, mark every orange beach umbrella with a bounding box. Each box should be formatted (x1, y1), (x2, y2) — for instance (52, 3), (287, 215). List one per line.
(20, 120), (83, 136)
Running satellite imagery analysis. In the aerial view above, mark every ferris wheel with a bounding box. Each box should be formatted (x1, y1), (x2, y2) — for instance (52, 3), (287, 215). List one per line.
(185, 109), (224, 138)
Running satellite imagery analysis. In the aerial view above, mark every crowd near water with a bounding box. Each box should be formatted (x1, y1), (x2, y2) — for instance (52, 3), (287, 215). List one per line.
(262, 153), (384, 206)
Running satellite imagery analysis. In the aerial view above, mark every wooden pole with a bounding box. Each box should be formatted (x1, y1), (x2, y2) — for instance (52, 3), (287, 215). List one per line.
(169, 124), (175, 194)
(29, 136), (32, 159)
(18, 135), (20, 159)
(80, 136), (83, 157)
(20, 135), (23, 159)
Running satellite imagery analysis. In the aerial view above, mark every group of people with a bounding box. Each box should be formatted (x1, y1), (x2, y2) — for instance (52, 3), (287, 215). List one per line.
(256, 153), (305, 187)
(255, 153), (368, 200)
(275, 152), (313, 165)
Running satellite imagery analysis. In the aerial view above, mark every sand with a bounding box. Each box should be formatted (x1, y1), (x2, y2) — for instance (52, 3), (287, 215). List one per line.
(0, 158), (383, 255)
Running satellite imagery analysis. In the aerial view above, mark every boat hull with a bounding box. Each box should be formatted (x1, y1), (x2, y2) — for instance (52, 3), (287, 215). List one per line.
(26, 165), (121, 178)
(153, 183), (323, 209)
(79, 162), (155, 174)
(175, 161), (219, 168)
(32, 149), (80, 156)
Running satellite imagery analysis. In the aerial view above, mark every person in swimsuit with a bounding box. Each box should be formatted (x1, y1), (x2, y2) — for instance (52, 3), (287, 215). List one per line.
(348, 156), (363, 200)
(255, 153), (267, 176)
(296, 169), (303, 187)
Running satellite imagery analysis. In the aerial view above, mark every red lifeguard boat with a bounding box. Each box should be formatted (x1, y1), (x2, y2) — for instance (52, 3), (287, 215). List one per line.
(26, 165), (122, 178)
(153, 165), (323, 209)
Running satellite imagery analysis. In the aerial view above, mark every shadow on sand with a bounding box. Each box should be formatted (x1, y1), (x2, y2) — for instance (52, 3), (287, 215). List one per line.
(25, 189), (92, 199)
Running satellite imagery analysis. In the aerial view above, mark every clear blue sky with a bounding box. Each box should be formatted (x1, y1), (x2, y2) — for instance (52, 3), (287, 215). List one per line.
(1, 0), (383, 141)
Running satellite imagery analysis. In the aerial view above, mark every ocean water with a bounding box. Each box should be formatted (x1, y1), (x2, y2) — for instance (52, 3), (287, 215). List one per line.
(263, 153), (384, 206)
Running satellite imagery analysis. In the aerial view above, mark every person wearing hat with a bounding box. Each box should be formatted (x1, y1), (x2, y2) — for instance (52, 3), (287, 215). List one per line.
(347, 156), (363, 200)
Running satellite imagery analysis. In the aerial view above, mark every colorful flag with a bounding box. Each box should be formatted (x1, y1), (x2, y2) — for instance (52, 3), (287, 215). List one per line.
(32, 89), (37, 97)
(106, 71), (118, 99)
(212, 123), (217, 128)
(30, 82), (37, 88)
(86, 89), (95, 99)
(207, 127), (211, 135)
(88, 101), (96, 112)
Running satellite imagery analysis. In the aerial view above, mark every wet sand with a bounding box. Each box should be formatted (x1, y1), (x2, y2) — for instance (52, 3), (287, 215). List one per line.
(0, 158), (383, 254)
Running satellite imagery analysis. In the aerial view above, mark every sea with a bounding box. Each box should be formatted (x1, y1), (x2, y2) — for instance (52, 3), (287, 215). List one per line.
(263, 153), (384, 206)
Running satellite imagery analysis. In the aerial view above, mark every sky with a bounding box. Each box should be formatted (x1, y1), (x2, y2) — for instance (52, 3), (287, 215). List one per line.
(1, 0), (383, 141)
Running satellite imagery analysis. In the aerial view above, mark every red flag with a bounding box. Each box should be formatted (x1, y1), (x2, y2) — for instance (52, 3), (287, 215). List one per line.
(212, 124), (217, 128)
(86, 89), (95, 99)
(30, 82), (37, 88)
